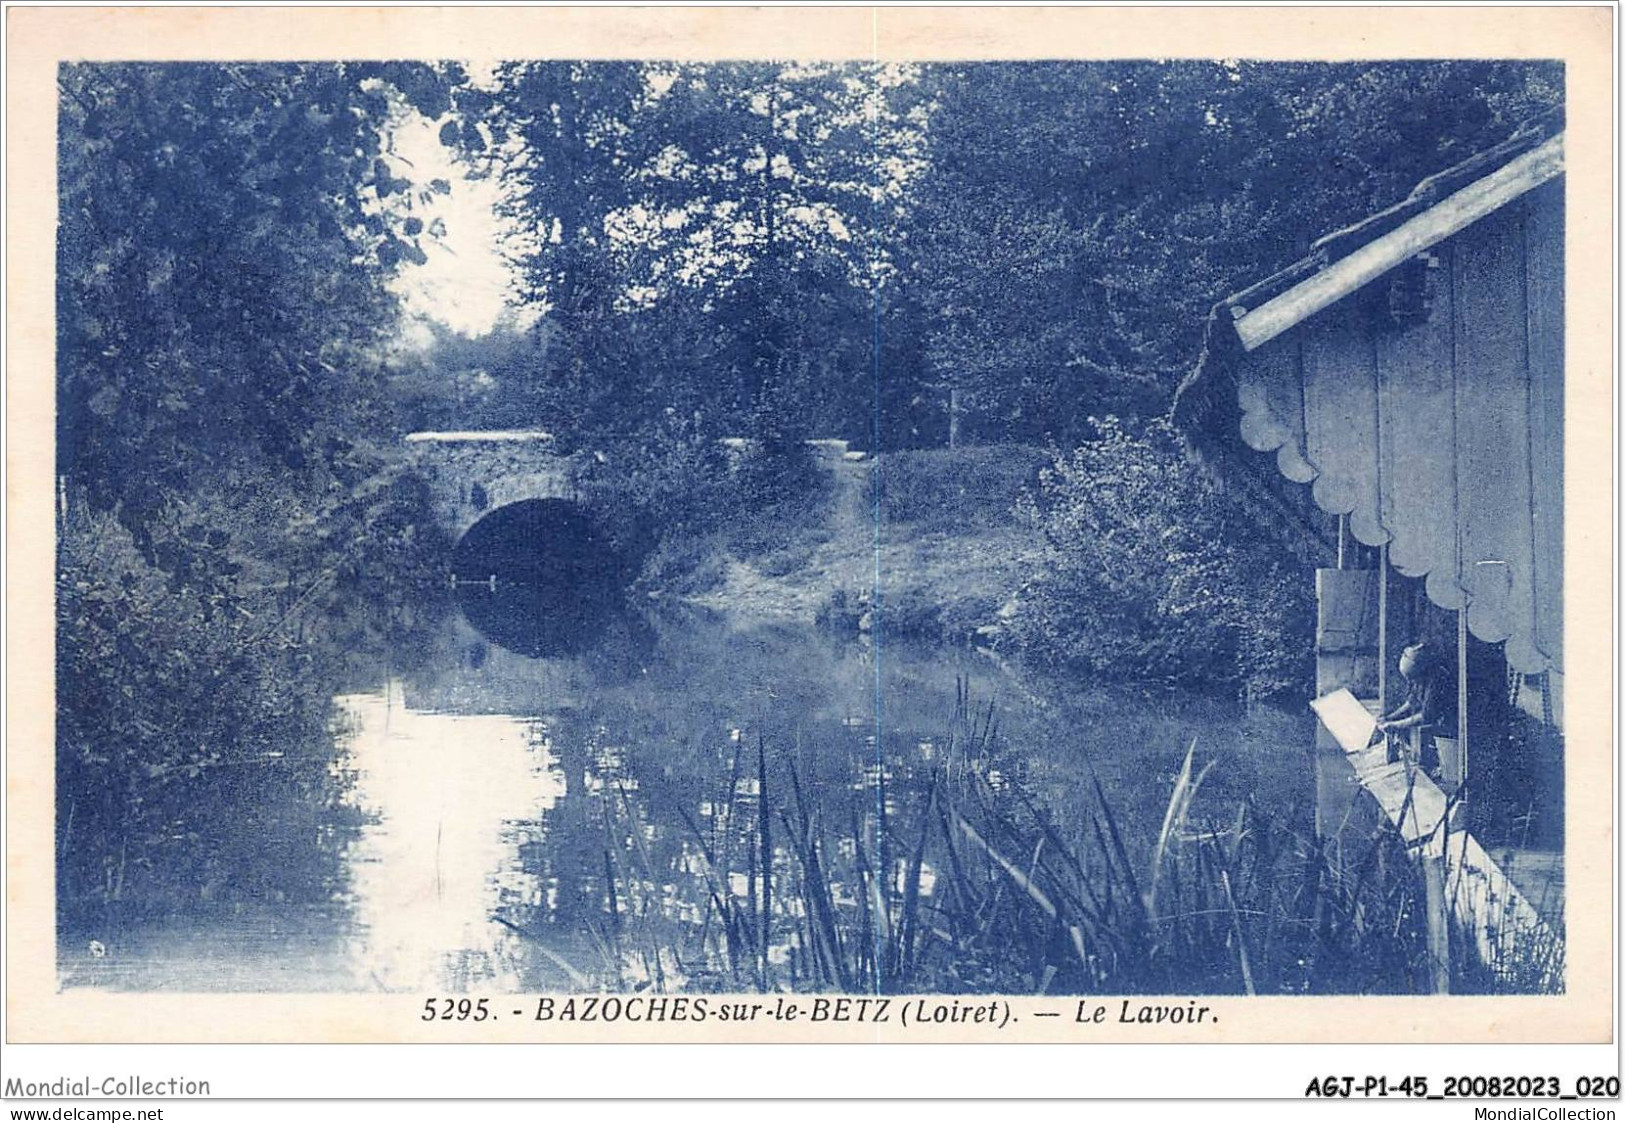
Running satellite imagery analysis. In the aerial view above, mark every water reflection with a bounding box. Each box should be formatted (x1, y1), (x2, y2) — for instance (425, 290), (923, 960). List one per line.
(451, 498), (625, 658)
(335, 682), (564, 991)
(62, 603), (1313, 993)
(455, 581), (618, 658)
(326, 610), (1311, 994)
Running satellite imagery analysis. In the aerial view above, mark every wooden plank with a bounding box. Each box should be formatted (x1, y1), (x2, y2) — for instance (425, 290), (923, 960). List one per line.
(1458, 609), (1470, 791)
(1422, 854), (1452, 993)
(1486, 847), (1565, 930)
(1316, 568), (1380, 701)
(1311, 691), (1379, 844)
(1452, 205), (1538, 657)
(1373, 245), (1467, 609)
(1379, 552), (1418, 714)
(1237, 339), (1317, 484)
(1378, 545), (1389, 709)
(1314, 741), (1360, 844)
(1317, 568), (1379, 653)
(1302, 303), (1388, 547)
(1442, 830), (1562, 989)
(1237, 135), (1564, 351)
(1315, 687), (1563, 989)
(1310, 688), (1379, 753)
(1523, 180), (1564, 673)
(1314, 568), (1378, 841)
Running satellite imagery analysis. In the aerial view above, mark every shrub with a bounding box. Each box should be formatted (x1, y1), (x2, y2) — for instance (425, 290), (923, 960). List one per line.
(581, 410), (838, 583)
(1004, 416), (1314, 700)
(875, 585), (944, 638)
(636, 533), (730, 596)
(722, 481), (835, 562)
(734, 435), (822, 512)
(55, 509), (361, 928)
(576, 412), (742, 563)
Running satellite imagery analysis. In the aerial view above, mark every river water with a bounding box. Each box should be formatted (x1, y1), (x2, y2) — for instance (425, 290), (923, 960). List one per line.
(59, 596), (1312, 994)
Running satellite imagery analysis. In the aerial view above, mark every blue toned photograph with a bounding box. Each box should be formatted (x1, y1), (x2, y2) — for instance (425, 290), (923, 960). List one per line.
(55, 58), (1565, 997)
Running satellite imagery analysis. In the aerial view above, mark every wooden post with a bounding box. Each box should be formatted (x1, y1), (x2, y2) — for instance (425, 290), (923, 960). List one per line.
(1314, 567), (1381, 843)
(1458, 609), (1470, 790)
(1377, 544), (1389, 711)
(1422, 850), (1452, 993)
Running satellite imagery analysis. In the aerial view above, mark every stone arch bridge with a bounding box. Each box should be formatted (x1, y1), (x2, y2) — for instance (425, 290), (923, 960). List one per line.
(405, 430), (589, 538)
(407, 429), (866, 543)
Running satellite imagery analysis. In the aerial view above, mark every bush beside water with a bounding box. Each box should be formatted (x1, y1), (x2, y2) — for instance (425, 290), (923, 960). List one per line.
(55, 466), (454, 934)
(617, 422), (1316, 701)
(1003, 418), (1316, 701)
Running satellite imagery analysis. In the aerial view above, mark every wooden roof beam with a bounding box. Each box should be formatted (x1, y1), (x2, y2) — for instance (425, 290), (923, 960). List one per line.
(1234, 133), (1564, 352)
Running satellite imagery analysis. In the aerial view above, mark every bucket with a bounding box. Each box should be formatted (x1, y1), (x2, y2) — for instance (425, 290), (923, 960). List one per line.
(1433, 736), (1464, 793)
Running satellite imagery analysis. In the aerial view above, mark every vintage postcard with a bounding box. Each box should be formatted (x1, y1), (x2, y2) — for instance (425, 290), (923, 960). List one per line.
(3, 3), (1615, 1071)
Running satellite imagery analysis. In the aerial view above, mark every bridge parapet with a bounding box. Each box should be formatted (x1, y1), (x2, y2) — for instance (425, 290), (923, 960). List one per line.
(408, 431), (866, 539)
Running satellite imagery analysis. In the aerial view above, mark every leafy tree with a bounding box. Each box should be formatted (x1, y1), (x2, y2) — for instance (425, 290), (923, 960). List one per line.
(465, 61), (923, 448)
(904, 60), (1563, 444)
(57, 61), (460, 556)
(55, 62), (463, 923)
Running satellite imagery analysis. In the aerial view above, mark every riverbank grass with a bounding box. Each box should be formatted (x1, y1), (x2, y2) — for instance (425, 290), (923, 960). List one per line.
(645, 444), (1047, 643)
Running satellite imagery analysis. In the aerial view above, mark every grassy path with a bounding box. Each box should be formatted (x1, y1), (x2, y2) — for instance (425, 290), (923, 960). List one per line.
(684, 444), (1043, 639)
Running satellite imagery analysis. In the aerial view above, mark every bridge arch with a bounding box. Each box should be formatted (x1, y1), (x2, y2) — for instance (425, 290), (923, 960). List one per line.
(449, 497), (626, 658)
(406, 430), (585, 538)
(451, 497), (611, 583)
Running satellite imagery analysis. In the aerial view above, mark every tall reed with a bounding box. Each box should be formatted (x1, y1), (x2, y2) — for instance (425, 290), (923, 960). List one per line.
(555, 685), (1560, 996)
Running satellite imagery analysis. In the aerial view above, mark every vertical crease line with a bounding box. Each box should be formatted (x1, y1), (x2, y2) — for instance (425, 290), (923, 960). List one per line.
(1448, 239), (1466, 617)
(867, 44), (885, 996)
(1518, 204), (1544, 670)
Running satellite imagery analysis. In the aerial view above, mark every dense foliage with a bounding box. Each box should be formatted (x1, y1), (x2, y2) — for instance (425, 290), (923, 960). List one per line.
(412, 59), (1560, 452)
(416, 61), (1559, 679)
(870, 444), (1050, 530)
(903, 60), (1563, 443)
(56, 63), (460, 926)
(436, 61), (924, 456)
(55, 58), (1564, 931)
(58, 63), (457, 543)
(1007, 419), (1315, 699)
